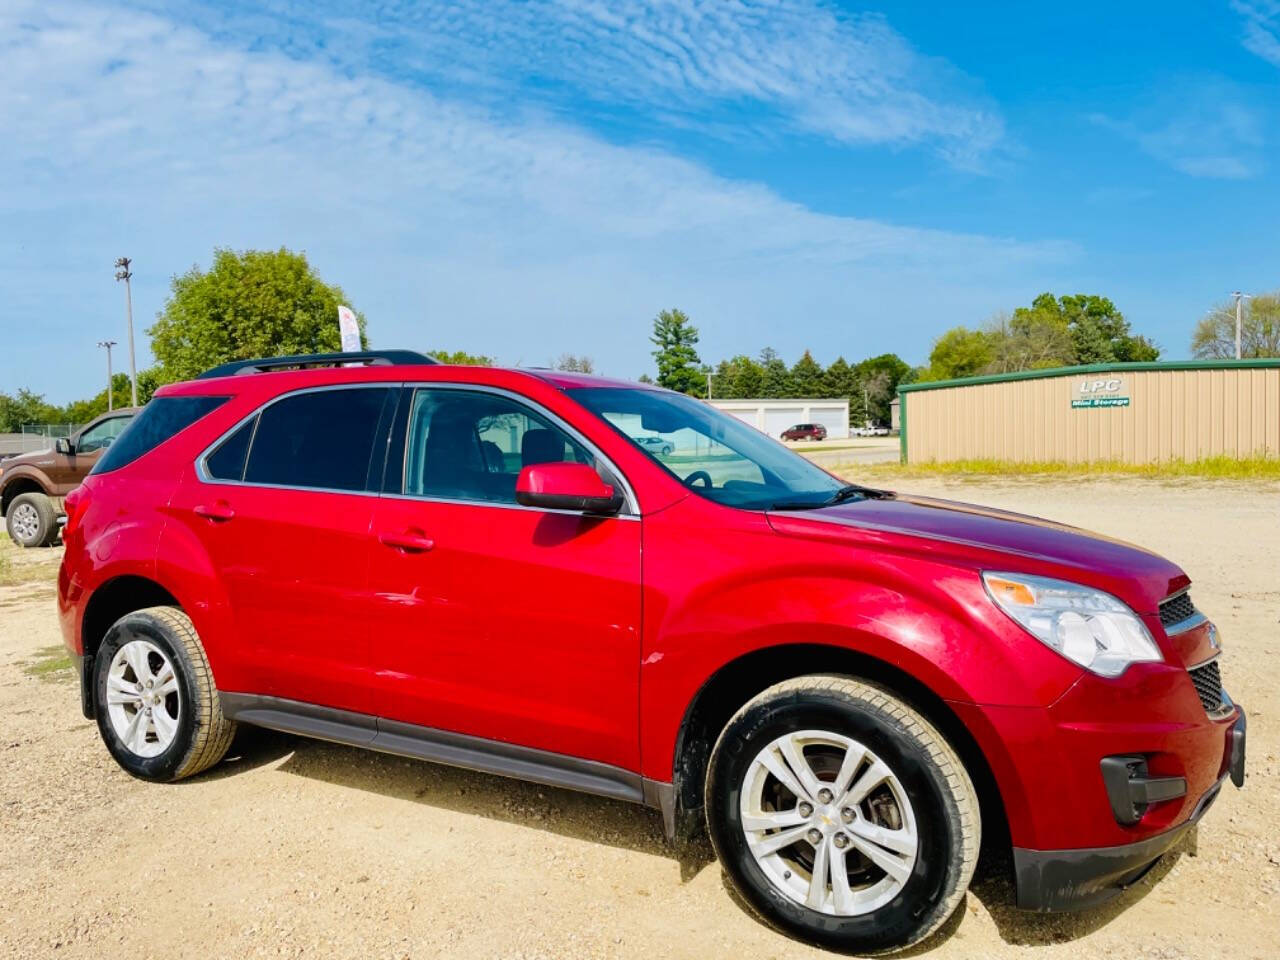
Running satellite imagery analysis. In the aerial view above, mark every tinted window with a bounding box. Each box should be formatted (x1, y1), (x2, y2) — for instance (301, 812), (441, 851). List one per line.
(204, 415), (257, 482)
(92, 397), (227, 475)
(402, 389), (595, 504)
(244, 388), (390, 492)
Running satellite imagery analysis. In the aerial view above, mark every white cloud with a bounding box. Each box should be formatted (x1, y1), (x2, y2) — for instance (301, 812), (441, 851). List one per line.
(137, 0), (1005, 168)
(1232, 1), (1280, 67)
(0, 1), (1063, 398)
(1090, 83), (1265, 180)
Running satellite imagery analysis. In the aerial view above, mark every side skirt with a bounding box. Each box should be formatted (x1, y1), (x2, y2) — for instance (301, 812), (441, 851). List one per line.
(220, 692), (676, 836)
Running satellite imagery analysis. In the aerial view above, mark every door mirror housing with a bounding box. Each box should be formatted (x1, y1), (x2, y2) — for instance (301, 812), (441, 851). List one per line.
(516, 462), (622, 514)
(56, 438), (74, 455)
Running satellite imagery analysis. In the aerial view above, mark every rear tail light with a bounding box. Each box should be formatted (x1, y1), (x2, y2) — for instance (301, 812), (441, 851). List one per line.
(63, 484), (89, 537)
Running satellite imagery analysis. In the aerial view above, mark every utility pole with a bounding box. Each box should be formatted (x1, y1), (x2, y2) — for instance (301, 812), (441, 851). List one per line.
(98, 341), (118, 411)
(706, 371), (713, 399)
(1230, 292), (1251, 360)
(114, 257), (137, 406)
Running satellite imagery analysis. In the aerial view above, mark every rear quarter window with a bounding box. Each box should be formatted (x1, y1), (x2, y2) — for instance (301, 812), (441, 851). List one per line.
(91, 396), (228, 475)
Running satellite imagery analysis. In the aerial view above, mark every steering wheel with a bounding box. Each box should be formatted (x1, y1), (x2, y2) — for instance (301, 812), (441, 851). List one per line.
(683, 470), (713, 488)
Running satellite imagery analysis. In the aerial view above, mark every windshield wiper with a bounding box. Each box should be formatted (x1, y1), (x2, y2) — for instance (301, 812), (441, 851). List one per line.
(768, 483), (892, 511)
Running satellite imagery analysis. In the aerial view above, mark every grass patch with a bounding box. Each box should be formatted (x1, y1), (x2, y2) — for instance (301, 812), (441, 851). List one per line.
(856, 455), (1280, 481)
(23, 644), (74, 682)
(0, 535), (62, 586)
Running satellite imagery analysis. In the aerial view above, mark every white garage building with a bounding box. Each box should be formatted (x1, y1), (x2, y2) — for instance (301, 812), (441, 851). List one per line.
(709, 398), (850, 440)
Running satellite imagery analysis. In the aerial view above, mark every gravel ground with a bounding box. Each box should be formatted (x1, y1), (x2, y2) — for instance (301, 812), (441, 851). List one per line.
(0, 477), (1276, 959)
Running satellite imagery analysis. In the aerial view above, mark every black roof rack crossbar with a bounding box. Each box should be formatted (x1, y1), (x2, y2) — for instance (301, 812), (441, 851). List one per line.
(196, 350), (437, 379)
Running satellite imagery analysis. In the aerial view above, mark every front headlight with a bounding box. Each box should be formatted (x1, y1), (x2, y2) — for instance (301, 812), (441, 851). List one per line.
(982, 571), (1162, 677)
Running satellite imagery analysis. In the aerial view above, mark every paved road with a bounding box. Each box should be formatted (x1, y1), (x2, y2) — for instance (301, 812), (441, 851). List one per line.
(790, 438), (900, 466)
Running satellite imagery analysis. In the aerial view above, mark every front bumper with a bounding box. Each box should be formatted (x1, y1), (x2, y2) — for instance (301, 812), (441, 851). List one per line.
(1013, 704), (1245, 911)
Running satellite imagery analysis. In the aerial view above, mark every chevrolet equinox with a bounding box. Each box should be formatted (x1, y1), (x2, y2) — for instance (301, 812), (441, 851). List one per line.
(57, 351), (1246, 953)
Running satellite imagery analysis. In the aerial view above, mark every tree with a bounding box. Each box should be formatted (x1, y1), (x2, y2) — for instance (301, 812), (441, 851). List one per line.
(430, 349), (495, 365)
(790, 350), (826, 398)
(988, 311), (1073, 372)
(553, 354), (595, 373)
(148, 247), (367, 382)
(851, 354), (911, 425)
(650, 308), (703, 395)
(1012, 293), (1158, 365)
(758, 348), (794, 398)
(922, 327), (995, 381)
(1193, 294), (1280, 359)
(0, 389), (63, 432)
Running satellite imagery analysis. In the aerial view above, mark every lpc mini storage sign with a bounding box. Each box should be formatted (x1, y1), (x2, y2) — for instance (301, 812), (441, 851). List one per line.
(1071, 376), (1130, 408)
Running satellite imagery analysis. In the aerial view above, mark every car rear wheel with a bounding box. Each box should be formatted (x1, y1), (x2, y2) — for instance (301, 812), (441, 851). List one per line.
(6, 491), (58, 547)
(705, 675), (979, 953)
(94, 606), (236, 782)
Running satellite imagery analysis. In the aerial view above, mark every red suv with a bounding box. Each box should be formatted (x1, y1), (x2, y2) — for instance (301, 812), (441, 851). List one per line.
(781, 422), (827, 441)
(58, 351), (1245, 953)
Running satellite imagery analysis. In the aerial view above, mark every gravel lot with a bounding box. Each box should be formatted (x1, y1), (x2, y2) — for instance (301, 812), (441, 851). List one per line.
(1, 477), (1276, 959)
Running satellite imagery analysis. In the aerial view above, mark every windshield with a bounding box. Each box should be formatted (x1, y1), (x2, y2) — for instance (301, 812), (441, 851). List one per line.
(569, 387), (846, 510)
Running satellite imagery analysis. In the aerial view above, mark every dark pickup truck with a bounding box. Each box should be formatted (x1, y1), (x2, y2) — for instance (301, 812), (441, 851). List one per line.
(1, 408), (137, 547)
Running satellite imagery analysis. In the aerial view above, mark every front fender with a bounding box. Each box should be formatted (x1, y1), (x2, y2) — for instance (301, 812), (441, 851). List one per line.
(636, 497), (1081, 784)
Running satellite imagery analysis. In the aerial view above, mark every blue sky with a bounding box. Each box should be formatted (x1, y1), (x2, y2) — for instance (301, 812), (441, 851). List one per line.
(3, 0), (1279, 403)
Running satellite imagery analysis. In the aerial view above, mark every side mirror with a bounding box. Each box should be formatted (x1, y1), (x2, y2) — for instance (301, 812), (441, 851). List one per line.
(516, 462), (622, 515)
(56, 438), (74, 455)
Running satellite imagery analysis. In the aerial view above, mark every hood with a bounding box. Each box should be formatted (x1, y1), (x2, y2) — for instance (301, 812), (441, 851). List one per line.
(767, 493), (1186, 613)
(1, 447), (55, 465)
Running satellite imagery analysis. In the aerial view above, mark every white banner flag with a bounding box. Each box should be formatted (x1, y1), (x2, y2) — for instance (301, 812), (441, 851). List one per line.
(337, 305), (360, 352)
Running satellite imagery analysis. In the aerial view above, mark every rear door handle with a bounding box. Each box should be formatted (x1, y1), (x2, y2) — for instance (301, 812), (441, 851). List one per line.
(193, 501), (235, 521)
(378, 530), (435, 553)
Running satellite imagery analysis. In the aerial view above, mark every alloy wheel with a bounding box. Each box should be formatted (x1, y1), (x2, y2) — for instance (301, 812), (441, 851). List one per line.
(105, 639), (181, 758)
(739, 729), (919, 916)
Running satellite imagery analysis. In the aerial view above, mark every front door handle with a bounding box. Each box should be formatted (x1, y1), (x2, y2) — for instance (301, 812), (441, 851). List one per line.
(193, 501), (235, 522)
(379, 530), (435, 553)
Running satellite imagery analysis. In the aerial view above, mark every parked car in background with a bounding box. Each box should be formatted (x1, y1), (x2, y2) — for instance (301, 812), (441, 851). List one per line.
(59, 351), (1245, 953)
(1, 408), (137, 547)
(780, 422), (827, 441)
(635, 435), (675, 456)
(871, 426), (890, 436)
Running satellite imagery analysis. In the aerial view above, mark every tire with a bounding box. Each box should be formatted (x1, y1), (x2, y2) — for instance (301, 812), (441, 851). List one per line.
(94, 606), (236, 782)
(6, 491), (58, 547)
(705, 676), (979, 954)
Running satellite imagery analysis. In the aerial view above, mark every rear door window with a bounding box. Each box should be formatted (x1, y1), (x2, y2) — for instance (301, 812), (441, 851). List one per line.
(204, 415), (257, 482)
(243, 387), (392, 492)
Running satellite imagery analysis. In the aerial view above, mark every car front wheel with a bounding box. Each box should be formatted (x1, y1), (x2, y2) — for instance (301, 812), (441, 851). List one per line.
(706, 675), (979, 953)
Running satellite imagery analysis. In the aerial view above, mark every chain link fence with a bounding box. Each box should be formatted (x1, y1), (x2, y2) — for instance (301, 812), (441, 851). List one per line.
(0, 424), (84, 459)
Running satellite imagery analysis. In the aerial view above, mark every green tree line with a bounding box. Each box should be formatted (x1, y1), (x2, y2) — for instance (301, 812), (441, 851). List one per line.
(649, 308), (910, 425)
(920, 293), (1160, 382)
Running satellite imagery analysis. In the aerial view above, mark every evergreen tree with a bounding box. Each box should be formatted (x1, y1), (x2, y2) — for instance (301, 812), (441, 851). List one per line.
(650, 308), (704, 395)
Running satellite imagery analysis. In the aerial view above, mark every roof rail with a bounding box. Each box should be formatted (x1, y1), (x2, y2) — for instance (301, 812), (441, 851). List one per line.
(195, 350), (437, 379)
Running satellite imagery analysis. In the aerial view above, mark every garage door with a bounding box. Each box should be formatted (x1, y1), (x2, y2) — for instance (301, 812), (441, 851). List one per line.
(763, 408), (800, 438)
(809, 405), (848, 439)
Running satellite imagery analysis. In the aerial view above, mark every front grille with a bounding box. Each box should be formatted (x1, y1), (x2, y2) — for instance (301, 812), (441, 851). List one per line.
(1159, 591), (1196, 627)
(1188, 659), (1227, 716)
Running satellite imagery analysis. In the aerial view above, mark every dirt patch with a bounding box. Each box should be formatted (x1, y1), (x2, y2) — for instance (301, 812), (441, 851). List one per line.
(0, 480), (1276, 959)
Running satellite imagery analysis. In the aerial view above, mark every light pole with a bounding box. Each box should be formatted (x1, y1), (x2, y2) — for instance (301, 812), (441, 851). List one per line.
(114, 257), (137, 406)
(98, 341), (118, 411)
(1230, 291), (1251, 360)
(706, 371), (714, 399)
